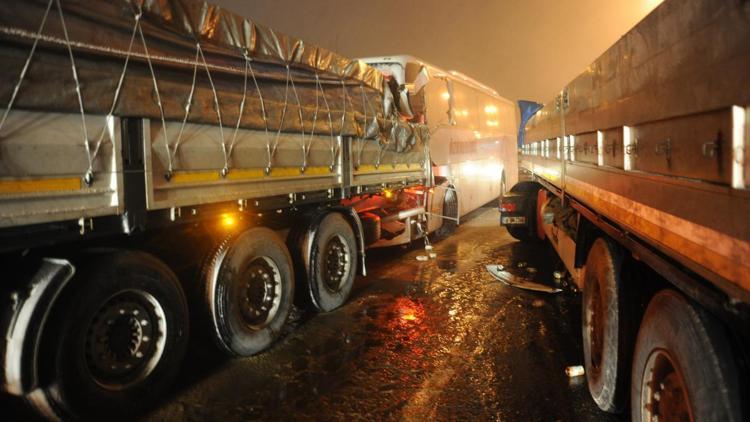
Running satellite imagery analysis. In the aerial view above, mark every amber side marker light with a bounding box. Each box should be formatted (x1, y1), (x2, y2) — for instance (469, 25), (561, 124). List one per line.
(221, 213), (237, 228)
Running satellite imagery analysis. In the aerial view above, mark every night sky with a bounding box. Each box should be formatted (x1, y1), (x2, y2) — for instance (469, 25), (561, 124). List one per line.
(211, 0), (662, 102)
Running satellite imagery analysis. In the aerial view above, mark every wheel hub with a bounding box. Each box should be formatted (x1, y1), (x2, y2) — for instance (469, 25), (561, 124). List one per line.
(85, 290), (167, 390)
(240, 258), (282, 329)
(642, 349), (693, 422)
(322, 235), (350, 292)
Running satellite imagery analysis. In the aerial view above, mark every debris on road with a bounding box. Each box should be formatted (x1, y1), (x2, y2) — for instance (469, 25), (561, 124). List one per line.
(486, 265), (562, 294)
(416, 255), (429, 261)
(565, 365), (585, 377)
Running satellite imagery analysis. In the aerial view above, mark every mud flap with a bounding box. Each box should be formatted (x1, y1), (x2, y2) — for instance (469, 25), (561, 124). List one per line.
(2, 258), (75, 395)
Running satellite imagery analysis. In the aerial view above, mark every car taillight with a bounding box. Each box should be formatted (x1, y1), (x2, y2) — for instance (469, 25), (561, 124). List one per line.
(500, 202), (517, 212)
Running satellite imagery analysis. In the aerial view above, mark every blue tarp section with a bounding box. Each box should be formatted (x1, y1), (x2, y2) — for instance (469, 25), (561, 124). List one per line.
(517, 100), (543, 148)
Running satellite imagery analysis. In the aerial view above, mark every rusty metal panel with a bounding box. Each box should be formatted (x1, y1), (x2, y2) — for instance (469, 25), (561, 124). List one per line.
(549, 137), (560, 160)
(573, 132), (597, 165)
(561, 0), (750, 134)
(564, 163), (750, 296)
(743, 107), (749, 189)
(600, 127), (624, 168)
(631, 109), (734, 184)
(526, 0), (750, 297)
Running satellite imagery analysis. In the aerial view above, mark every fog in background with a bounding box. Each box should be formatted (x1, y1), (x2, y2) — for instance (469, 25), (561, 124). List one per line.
(213, 0), (663, 102)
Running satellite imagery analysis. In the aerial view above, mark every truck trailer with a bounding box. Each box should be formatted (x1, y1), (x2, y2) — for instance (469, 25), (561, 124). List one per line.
(501, 0), (749, 420)
(0, 0), (516, 419)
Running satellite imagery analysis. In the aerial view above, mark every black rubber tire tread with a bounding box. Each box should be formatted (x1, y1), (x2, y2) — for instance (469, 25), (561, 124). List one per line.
(435, 187), (458, 238)
(582, 237), (631, 413)
(35, 250), (189, 420)
(307, 212), (357, 312)
(204, 226), (294, 357)
(631, 289), (744, 421)
(506, 225), (535, 241)
(192, 234), (235, 346)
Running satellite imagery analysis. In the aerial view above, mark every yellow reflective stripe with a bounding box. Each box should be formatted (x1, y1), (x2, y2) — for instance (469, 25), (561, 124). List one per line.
(226, 168), (265, 180)
(169, 171), (220, 184)
(0, 177), (81, 194)
(301, 166), (333, 176)
(170, 166), (333, 184)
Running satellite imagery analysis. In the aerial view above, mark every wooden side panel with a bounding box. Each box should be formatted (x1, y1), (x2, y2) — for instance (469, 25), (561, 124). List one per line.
(574, 132), (598, 164)
(600, 127), (624, 169)
(631, 109), (733, 184)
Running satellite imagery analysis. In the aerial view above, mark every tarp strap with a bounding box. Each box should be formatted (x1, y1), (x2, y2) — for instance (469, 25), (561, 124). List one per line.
(136, 4), (170, 181)
(196, 43), (226, 177)
(265, 65), (291, 173)
(314, 73), (337, 170)
(86, 12), (141, 183)
(56, 0), (93, 186)
(355, 83), (368, 168)
(287, 63), (307, 172)
(168, 43), (200, 178)
(245, 53), (273, 171)
(224, 50), (252, 177)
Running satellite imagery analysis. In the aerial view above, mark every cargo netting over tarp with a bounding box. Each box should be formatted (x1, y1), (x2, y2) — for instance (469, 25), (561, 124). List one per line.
(0, 0), (426, 177)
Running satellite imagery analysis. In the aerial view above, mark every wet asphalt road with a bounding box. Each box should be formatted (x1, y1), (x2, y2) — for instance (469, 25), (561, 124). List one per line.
(4, 207), (624, 421)
(147, 206), (621, 421)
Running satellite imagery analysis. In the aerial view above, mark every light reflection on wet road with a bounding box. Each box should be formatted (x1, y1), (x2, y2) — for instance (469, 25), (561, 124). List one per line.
(146, 207), (623, 421)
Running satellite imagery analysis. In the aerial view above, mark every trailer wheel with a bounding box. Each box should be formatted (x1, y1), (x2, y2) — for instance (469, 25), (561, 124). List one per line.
(436, 187), (458, 237)
(631, 290), (743, 422)
(30, 251), (188, 419)
(204, 227), (294, 356)
(582, 237), (631, 413)
(305, 213), (357, 312)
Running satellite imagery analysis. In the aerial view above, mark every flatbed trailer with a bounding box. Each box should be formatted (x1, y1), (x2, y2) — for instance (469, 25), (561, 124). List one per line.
(0, 0), (517, 419)
(501, 0), (750, 419)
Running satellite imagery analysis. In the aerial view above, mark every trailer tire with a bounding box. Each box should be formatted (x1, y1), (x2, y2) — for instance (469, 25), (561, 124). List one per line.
(204, 227), (294, 357)
(304, 213), (357, 312)
(582, 237), (631, 413)
(631, 289), (743, 422)
(32, 251), (188, 419)
(436, 187), (458, 238)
